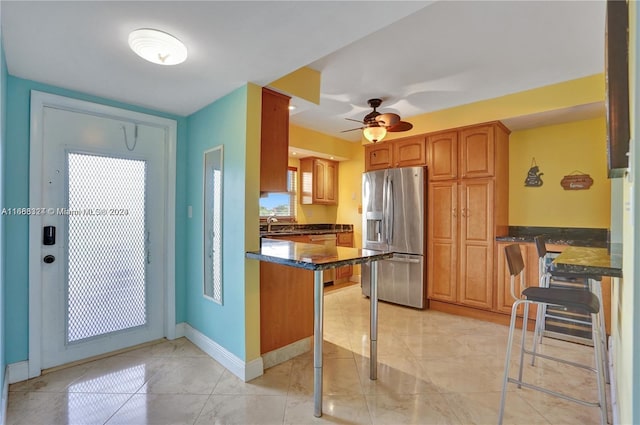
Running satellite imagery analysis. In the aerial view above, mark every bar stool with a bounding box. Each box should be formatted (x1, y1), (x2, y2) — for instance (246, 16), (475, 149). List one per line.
(531, 236), (592, 361)
(532, 236), (610, 384)
(497, 244), (608, 425)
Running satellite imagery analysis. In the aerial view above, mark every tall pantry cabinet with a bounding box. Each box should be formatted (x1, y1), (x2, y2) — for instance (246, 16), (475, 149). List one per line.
(427, 122), (510, 310)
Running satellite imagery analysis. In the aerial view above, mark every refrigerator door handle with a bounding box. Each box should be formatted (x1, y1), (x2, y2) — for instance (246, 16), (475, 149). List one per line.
(387, 178), (394, 244)
(381, 173), (388, 245)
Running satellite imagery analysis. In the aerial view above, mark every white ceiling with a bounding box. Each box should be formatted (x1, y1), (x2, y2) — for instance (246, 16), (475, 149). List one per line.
(2, 1), (606, 142)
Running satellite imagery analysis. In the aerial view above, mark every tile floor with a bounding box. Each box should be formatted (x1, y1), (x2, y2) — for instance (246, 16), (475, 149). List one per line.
(7, 285), (609, 424)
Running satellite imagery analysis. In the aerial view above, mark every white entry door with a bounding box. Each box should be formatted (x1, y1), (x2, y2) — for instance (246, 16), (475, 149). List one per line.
(30, 93), (175, 371)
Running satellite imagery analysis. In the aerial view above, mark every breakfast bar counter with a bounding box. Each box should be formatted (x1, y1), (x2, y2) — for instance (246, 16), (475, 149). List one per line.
(246, 238), (393, 417)
(551, 245), (622, 278)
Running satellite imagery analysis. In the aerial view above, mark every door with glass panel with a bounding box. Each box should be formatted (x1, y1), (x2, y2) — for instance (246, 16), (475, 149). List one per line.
(39, 106), (166, 368)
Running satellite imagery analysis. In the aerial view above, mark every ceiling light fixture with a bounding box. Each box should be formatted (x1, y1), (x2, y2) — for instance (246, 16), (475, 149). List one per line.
(362, 123), (387, 143)
(128, 28), (187, 66)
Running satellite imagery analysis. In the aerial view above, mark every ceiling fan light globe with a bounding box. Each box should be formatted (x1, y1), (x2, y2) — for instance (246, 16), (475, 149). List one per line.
(363, 125), (387, 143)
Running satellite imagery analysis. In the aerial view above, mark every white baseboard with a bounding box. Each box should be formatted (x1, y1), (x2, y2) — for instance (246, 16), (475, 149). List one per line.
(180, 322), (264, 382)
(262, 337), (311, 369)
(1, 366), (8, 425)
(7, 361), (29, 385)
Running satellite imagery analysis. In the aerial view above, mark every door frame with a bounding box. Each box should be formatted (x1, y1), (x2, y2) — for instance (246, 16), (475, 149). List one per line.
(28, 91), (177, 378)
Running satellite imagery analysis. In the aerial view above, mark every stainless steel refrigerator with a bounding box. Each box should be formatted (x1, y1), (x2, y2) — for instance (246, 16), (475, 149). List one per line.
(362, 166), (426, 308)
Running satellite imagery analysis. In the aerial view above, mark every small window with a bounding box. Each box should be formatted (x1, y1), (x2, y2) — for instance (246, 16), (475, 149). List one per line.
(260, 167), (297, 221)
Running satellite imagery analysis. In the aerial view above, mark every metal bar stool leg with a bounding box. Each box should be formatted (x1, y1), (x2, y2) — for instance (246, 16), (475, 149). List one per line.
(518, 302), (530, 387)
(498, 299), (523, 425)
(589, 279), (610, 385)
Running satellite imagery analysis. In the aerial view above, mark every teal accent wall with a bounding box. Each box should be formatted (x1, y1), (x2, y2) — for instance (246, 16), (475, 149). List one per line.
(185, 85), (250, 360)
(1, 3), (7, 398)
(4, 76), (187, 364)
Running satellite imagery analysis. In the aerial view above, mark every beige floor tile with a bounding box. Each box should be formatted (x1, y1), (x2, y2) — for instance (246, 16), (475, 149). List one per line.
(354, 354), (440, 395)
(105, 393), (209, 425)
(417, 354), (507, 393)
(7, 391), (132, 425)
(8, 362), (92, 393)
(444, 391), (551, 425)
(195, 394), (287, 425)
(138, 356), (225, 395)
(284, 394), (372, 425)
(365, 392), (463, 425)
(289, 357), (362, 396)
(213, 361), (292, 396)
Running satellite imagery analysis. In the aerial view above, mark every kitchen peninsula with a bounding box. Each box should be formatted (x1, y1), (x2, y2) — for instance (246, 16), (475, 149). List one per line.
(246, 238), (392, 417)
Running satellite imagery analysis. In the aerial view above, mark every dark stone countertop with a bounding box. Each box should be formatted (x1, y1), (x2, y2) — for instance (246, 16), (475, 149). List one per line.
(246, 238), (392, 271)
(495, 226), (609, 248)
(260, 223), (353, 238)
(551, 243), (623, 278)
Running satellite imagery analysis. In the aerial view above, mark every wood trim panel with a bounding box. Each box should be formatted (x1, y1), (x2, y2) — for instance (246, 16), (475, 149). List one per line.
(260, 262), (313, 354)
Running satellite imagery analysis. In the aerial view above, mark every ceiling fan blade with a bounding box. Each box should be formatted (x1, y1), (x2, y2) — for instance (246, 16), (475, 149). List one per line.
(375, 113), (401, 127)
(344, 117), (365, 124)
(387, 121), (413, 132)
(340, 127), (364, 133)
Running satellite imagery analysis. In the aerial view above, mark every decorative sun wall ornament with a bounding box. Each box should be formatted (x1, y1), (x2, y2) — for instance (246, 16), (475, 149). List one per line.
(524, 158), (544, 187)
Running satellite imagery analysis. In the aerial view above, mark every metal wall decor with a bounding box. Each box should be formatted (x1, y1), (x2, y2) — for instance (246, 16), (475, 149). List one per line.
(561, 171), (593, 190)
(524, 158), (544, 187)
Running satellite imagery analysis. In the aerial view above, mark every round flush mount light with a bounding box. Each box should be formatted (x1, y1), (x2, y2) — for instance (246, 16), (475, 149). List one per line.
(128, 28), (187, 66)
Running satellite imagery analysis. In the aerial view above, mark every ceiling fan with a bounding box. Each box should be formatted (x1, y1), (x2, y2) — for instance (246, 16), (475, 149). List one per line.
(342, 98), (413, 143)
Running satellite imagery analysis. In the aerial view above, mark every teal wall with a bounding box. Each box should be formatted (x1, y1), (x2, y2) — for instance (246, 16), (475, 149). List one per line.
(1, 2), (7, 399)
(3, 76), (188, 364)
(185, 85), (250, 360)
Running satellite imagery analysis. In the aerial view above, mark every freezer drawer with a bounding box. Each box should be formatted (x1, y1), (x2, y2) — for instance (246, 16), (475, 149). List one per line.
(362, 253), (425, 308)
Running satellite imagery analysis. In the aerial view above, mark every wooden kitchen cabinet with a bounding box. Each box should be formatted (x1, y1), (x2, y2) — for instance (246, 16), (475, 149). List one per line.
(260, 88), (290, 193)
(393, 136), (426, 167)
(428, 123), (508, 181)
(427, 181), (457, 302)
(458, 179), (494, 309)
(428, 179), (496, 309)
(427, 131), (458, 181)
(300, 157), (338, 205)
(459, 124), (497, 178)
(364, 142), (392, 171)
(336, 231), (354, 280)
(427, 122), (510, 313)
(364, 136), (427, 171)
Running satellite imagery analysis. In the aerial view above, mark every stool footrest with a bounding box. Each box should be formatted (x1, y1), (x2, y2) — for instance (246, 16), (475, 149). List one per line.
(506, 377), (603, 408)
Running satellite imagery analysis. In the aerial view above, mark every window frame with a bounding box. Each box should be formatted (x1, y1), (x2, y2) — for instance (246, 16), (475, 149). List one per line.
(259, 166), (297, 222)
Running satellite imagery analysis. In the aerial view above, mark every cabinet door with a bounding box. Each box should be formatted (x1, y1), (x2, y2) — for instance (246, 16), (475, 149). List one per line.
(427, 181), (458, 302)
(458, 179), (494, 309)
(427, 131), (457, 181)
(459, 125), (495, 178)
(260, 88), (290, 192)
(313, 159), (327, 202)
(325, 160), (338, 205)
(394, 136), (426, 167)
(364, 143), (392, 171)
(336, 232), (353, 247)
(336, 232), (353, 279)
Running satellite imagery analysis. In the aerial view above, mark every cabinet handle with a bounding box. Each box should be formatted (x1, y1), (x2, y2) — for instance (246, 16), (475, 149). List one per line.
(452, 208), (457, 218)
(461, 208), (469, 217)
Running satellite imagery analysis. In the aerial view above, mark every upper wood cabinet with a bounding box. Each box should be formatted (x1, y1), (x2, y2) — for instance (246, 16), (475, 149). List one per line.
(427, 131), (458, 181)
(459, 125), (496, 178)
(260, 87), (290, 193)
(300, 157), (339, 205)
(364, 136), (427, 171)
(427, 122), (510, 181)
(364, 143), (392, 171)
(393, 136), (426, 167)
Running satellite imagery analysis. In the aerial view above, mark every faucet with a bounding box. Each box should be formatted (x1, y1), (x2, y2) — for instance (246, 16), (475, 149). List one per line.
(267, 215), (278, 233)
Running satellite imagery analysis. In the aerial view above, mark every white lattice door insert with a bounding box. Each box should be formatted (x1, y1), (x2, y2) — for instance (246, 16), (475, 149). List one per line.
(66, 153), (148, 342)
